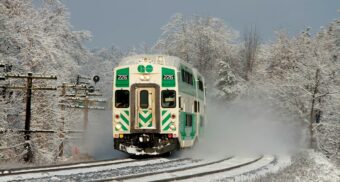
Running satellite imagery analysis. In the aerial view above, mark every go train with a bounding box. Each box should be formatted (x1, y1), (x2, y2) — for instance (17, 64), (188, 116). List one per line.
(112, 55), (206, 155)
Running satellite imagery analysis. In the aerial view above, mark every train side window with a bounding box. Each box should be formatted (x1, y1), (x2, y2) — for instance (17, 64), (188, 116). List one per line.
(188, 73), (193, 85)
(198, 79), (204, 91)
(181, 69), (186, 82)
(181, 69), (194, 86)
(194, 101), (200, 113)
(115, 90), (129, 108)
(140, 90), (149, 109)
(186, 114), (192, 127)
(179, 96), (182, 109)
(162, 90), (176, 108)
(194, 101), (198, 112)
(200, 117), (204, 127)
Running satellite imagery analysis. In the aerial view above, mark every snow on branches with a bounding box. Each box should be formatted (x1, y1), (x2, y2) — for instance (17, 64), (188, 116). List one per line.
(0, 0), (93, 164)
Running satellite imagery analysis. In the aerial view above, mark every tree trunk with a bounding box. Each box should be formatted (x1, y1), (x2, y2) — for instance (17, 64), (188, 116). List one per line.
(310, 68), (320, 149)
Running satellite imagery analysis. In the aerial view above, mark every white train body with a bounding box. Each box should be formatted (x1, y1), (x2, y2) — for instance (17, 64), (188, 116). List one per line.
(112, 55), (206, 155)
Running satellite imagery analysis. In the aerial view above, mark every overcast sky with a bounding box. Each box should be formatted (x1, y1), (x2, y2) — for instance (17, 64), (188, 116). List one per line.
(61, 0), (339, 49)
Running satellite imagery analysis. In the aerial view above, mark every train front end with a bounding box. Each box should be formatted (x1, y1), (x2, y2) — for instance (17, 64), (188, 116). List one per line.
(112, 57), (179, 155)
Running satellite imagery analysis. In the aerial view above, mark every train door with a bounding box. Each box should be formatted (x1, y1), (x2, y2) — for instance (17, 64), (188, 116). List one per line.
(135, 88), (156, 129)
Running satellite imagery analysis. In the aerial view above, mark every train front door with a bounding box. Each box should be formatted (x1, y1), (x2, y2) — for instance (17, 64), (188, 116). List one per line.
(135, 88), (156, 129)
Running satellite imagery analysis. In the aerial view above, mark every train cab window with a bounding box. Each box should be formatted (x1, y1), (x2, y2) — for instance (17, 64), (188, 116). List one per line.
(115, 90), (129, 108)
(140, 90), (149, 109)
(162, 90), (176, 108)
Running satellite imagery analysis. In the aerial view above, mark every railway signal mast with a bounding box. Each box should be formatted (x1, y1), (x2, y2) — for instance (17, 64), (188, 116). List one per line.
(58, 75), (105, 157)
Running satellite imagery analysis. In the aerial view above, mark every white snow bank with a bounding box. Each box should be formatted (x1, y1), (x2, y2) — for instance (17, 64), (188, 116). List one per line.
(252, 150), (340, 182)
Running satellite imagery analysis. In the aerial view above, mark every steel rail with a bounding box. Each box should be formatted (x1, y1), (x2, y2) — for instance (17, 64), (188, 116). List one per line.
(0, 157), (134, 176)
(94, 156), (234, 182)
(150, 155), (264, 182)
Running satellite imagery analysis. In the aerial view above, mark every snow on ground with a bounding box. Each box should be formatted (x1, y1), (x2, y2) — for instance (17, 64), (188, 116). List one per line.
(0, 162), (34, 170)
(181, 155), (278, 182)
(0, 158), (169, 181)
(132, 155), (261, 182)
(226, 155), (291, 181)
(252, 150), (340, 182)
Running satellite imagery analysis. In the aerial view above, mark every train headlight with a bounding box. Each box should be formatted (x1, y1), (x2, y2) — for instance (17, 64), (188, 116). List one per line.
(170, 124), (176, 130)
(115, 123), (122, 130)
(140, 75), (150, 81)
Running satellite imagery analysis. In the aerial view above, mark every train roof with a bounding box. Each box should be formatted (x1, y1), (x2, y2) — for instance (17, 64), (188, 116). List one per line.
(118, 54), (203, 79)
(119, 54), (191, 68)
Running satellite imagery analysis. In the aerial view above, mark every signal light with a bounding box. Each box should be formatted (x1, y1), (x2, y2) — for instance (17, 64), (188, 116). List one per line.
(170, 124), (176, 130)
(114, 134), (119, 138)
(115, 114), (120, 119)
(119, 134), (124, 138)
(115, 123), (122, 130)
(171, 114), (176, 119)
(168, 134), (173, 138)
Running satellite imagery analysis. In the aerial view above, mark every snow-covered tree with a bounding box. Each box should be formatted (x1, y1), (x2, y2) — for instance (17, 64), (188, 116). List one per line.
(84, 46), (124, 98)
(215, 60), (246, 101)
(0, 0), (93, 164)
(153, 14), (190, 62)
(154, 14), (239, 80)
(254, 18), (340, 164)
(241, 26), (260, 80)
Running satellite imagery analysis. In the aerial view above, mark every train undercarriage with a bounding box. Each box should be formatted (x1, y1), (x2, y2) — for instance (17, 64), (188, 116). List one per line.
(114, 134), (179, 155)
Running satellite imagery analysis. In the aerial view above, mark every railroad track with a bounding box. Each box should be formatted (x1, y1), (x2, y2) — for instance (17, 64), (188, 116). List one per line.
(178, 155), (277, 182)
(0, 157), (169, 181)
(0, 155), (277, 182)
(107, 155), (271, 182)
(0, 158), (134, 175)
(0, 157), (192, 181)
(95, 156), (234, 181)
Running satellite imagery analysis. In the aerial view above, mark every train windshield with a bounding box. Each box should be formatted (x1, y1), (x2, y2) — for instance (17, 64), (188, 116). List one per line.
(115, 90), (129, 108)
(162, 90), (176, 108)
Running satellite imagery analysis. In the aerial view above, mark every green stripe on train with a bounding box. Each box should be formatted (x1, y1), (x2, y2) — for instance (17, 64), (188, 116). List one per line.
(180, 112), (186, 139)
(179, 112), (196, 140)
(139, 113), (152, 123)
(138, 110), (152, 127)
(190, 114), (196, 139)
(119, 110), (130, 131)
(162, 110), (171, 131)
(120, 113), (129, 126)
(162, 113), (171, 125)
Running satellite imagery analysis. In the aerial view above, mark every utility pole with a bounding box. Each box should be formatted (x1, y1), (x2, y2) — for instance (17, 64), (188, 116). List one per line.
(83, 96), (89, 130)
(25, 73), (33, 162)
(1, 71), (57, 162)
(58, 83), (67, 157)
